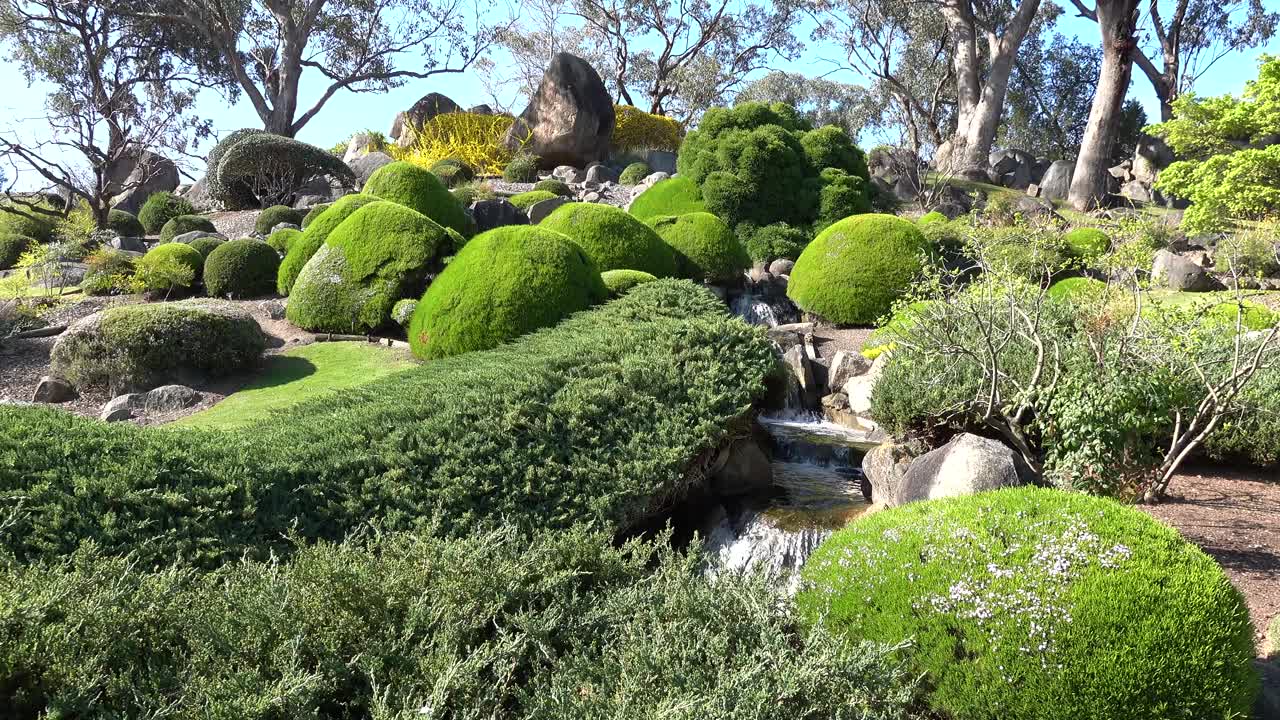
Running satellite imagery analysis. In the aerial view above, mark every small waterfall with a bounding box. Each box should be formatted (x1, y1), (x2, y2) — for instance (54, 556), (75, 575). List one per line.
(730, 292), (782, 327)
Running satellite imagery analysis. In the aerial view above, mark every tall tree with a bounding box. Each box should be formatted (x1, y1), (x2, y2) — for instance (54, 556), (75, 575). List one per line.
(151, 0), (502, 137)
(0, 0), (221, 227)
(1001, 34), (1101, 159)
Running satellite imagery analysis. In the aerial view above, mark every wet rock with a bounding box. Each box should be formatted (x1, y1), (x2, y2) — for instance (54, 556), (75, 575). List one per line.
(709, 437), (773, 497)
(33, 376), (76, 404)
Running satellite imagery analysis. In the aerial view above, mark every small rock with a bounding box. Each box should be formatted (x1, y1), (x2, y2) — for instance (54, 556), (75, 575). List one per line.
(585, 163), (619, 184)
(270, 222), (300, 235)
(32, 376), (76, 404)
(641, 171), (670, 186)
(101, 394), (136, 422)
(768, 259), (795, 276)
(552, 165), (586, 183)
(109, 236), (146, 252)
(173, 230), (225, 245)
(140, 384), (203, 413)
(527, 196), (571, 223)
(827, 351), (870, 394)
(258, 299), (287, 320)
(844, 352), (889, 415)
(583, 192), (601, 202)
(862, 441), (917, 506)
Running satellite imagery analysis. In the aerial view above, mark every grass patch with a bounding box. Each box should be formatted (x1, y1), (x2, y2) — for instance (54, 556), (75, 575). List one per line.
(172, 342), (416, 429)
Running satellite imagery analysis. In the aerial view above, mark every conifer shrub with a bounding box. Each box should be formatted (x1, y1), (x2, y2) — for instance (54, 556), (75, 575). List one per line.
(533, 178), (572, 196)
(619, 162), (651, 185)
(286, 200), (449, 332)
(300, 202), (331, 229)
(203, 239), (280, 298)
(205, 128), (268, 210)
(184, 236), (225, 261)
(266, 227), (301, 254)
(1063, 227), (1110, 261)
(510, 190), (558, 211)
(646, 212), (750, 282)
(159, 215), (216, 243)
(254, 205), (303, 236)
(135, 242), (203, 292)
(363, 161), (471, 236)
(601, 268), (657, 295)
(742, 222), (809, 264)
(139, 191), (197, 235)
(408, 225), (607, 358)
(503, 153), (541, 182)
(628, 177), (706, 220)
(106, 209), (144, 238)
(817, 168), (873, 229)
(798, 487), (1259, 720)
(0, 232), (34, 270)
(541, 202), (677, 276)
(787, 213), (927, 325)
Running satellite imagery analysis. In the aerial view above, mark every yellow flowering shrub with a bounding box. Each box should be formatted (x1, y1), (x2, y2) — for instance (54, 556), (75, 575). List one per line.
(612, 105), (682, 153)
(395, 113), (530, 175)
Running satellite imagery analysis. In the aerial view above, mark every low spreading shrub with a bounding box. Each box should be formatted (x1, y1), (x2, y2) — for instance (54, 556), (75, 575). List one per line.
(541, 202), (677, 276)
(134, 242), (203, 294)
(266, 227), (301, 253)
(159, 215), (216, 243)
(1062, 227), (1110, 261)
(0, 233), (34, 270)
(503, 153), (541, 183)
(203, 239), (280, 298)
(301, 203), (331, 229)
(49, 299), (265, 392)
(628, 177), (706, 220)
(1214, 224), (1280, 276)
(601, 268), (657, 295)
(79, 247), (138, 296)
(619, 162), (651, 185)
(409, 225), (608, 358)
(1205, 364), (1280, 467)
(139, 191), (196, 234)
(106, 209), (144, 237)
(612, 105), (682, 153)
(787, 213), (927, 325)
(510, 189), (558, 211)
(254, 205), (303, 235)
(742, 222), (809, 264)
(798, 487), (1258, 720)
(429, 157), (476, 187)
(534, 178), (572, 196)
(647, 212), (750, 283)
(363, 161), (471, 237)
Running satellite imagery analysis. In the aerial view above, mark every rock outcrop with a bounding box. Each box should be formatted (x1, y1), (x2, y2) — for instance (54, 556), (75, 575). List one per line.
(504, 53), (615, 168)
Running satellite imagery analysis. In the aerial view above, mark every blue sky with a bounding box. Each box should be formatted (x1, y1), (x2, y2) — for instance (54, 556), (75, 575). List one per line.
(1, 3), (1277, 188)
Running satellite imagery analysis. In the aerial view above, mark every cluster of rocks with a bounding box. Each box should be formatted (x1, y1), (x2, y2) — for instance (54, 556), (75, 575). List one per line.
(767, 322), (885, 435)
(1151, 238), (1280, 292)
(862, 432), (1031, 508)
(32, 373), (205, 422)
(1024, 135), (1182, 208)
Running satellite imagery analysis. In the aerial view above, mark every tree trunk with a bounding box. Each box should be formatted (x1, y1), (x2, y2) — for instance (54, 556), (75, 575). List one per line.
(1068, 0), (1139, 210)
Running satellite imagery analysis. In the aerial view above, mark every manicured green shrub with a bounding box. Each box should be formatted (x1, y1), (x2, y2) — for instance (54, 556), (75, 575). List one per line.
(534, 178), (572, 196)
(139, 191), (195, 234)
(787, 213), (927, 325)
(510, 190), (558, 211)
(430, 157), (475, 187)
(1205, 299), (1277, 330)
(135, 242), (203, 293)
(742, 222), (809, 264)
(613, 104), (683, 152)
(106, 209), (144, 237)
(646, 212), (750, 283)
(628, 177), (706, 221)
(503, 153), (541, 182)
(49, 299), (265, 392)
(798, 487), (1258, 720)
(918, 210), (948, 225)
(277, 232), (322, 296)
(0, 281), (776, 568)
(203, 239), (280, 298)
(1047, 276), (1109, 303)
(205, 128), (268, 210)
(159, 214), (216, 243)
(541, 202), (677, 277)
(817, 168), (872, 229)
(0, 205), (55, 242)
(363, 160), (471, 236)
(1063, 227), (1110, 261)
(254, 205), (303, 235)
(619, 162), (650, 185)
(300, 202), (331, 229)
(409, 225), (607, 358)
(601, 268), (657, 295)
(299, 193), (378, 247)
(801, 125), (870, 179)
(214, 132), (356, 208)
(287, 200), (449, 332)
(0, 232), (34, 270)
(184, 235), (225, 261)
(266, 227), (301, 254)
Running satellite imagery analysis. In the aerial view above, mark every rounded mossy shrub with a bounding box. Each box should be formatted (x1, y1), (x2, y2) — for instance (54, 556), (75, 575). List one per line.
(503, 153), (540, 182)
(266, 227), (302, 254)
(1047, 276), (1108, 304)
(798, 487), (1259, 720)
(300, 202), (331, 229)
(646, 212), (749, 283)
(1206, 299), (1278, 331)
(408, 225), (607, 358)
(510, 190), (558, 211)
(540, 202), (677, 277)
(106, 209), (144, 237)
(0, 233), (34, 270)
(138, 191), (194, 234)
(619, 162), (650, 185)
(787, 213), (927, 325)
(204, 239), (280, 298)
(185, 236), (225, 261)
(159, 215), (216, 243)
(743, 222), (809, 264)
(286, 200), (449, 332)
(363, 160), (471, 237)
(430, 158), (475, 188)
(254, 205), (303, 236)
(301, 193), (378, 247)
(533, 178), (572, 197)
(277, 232), (323, 296)
(918, 210), (948, 225)
(137, 242), (204, 292)
(1063, 227), (1110, 261)
(628, 177), (705, 221)
(601, 269), (657, 296)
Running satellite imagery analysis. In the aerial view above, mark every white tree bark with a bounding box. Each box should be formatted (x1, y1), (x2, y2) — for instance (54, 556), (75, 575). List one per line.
(1068, 0), (1139, 210)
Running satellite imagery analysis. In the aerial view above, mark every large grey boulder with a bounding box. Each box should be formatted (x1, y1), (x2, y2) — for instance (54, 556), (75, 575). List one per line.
(527, 195), (571, 223)
(646, 150), (677, 174)
(895, 433), (1028, 506)
(504, 53), (615, 168)
(1133, 134), (1175, 184)
(393, 92), (461, 147)
(1152, 249), (1216, 291)
(342, 132), (374, 163)
(350, 151), (394, 187)
(861, 441), (917, 506)
(988, 148), (1037, 190)
(470, 198), (528, 233)
(109, 150), (180, 215)
(1035, 160), (1074, 201)
(585, 163), (618, 184)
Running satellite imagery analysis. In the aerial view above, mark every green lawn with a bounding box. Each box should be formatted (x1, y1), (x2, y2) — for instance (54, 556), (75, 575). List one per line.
(171, 341), (416, 429)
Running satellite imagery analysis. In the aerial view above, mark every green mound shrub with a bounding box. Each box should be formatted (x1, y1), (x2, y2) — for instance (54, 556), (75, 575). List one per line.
(277, 232), (322, 296)
(601, 269), (657, 295)
(214, 132), (356, 208)
(451, 180), (496, 206)
(409, 225), (607, 358)
(299, 193), (378, 247)
(541, 202), (677, 276)
(800, 125), (870, 178)
(159, 214), (216, 243)
(798, 487), (1258, 720)
(363, 160), (471, 236)
(918, 210), (948, 225)
(184, 236), (225, 261)
(1063, 227), (1110, 261)
(619, 162), (650, 184)
(49, 299), (265, 392)
(0, 232), (34, 270)
(0, 281), (776, 568)
(1205, 299), (1277, 330)
(266, 227), (301, 254)
(787, 213), (927, 325)
(430, 157), (475, 187)
(135, 241), (203, 293)
(254, 205), (303, 235)
(742, 222), (809, 264)
(503, 153), (540, 182)
(80, 247), (139, 296)
(1047, 276), (1109, 303)
(286, 200), (449, 332)
(510, 189), (558, 211)
(203, 239), (280, 298)
(533, 178), (572, 196)
(646, 212), (750, 283)
(0, 526), (917, 718)
(816, 168), (872, 230)
(300, 202), (330, 229)
(0, 205), (55, 242)
(628, 177), (706, 220)
(106, 209), (144, 237)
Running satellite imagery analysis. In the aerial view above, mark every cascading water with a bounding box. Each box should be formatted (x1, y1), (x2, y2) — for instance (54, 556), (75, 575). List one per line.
(730, 292), (783, 327)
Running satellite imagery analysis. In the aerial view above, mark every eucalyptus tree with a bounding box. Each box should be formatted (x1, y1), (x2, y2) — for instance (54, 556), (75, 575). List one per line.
(734, 70), (881, 140)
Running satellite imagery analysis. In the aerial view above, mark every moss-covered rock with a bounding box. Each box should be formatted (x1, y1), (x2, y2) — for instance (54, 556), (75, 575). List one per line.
(510, 190), (558, 211)
(601, 269), (657, 296)
(254, 205), (303, 236)
(286, 200), (450, 332)
(363, 161), (471, 236)
(787, 213), (927, 325)
(159, 215), (216, 243)
(138, 191), (195, 234)
(106, 209), (144, 238)
(540, 202), (677, 277)
(628, 177), (705, 220)
(204, 239), (280, 298)
(646, 212), (749, 283)
(408, 225), (607, 358)
(0, 233), (34, 270)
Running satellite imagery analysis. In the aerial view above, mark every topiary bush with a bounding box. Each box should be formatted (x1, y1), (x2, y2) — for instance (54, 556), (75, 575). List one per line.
(628, 177), (706, 221)
(787, 213), (927, 325)
(138, 191), (194, 234)
(106, 209), (144, 237)
(205, 128), (268, 210)
(1047, 276), (1109, 304)
(646, 212), (750, 283)
(601, 268), (657, 296)
(363, 161), (471, 236)
(135, 241), (204, 294)
(159, 214), (216, 243)
(1063, 227), (1110, 261)
(213, 132), (356, 208)
(287, 200), (450, 332)
(50, 299), (265, 392)
(266, 227), (301, 254)
(277, 232), (323, 296)
(619, 162), (651, 185)
(300, 202), (331, 229)
(510, 190), (558, 211)
(798, 487), (1259, 720)
(0, 232), (34, 270)
(533, 178), (572, 196)
(203, 239), (281, 298)
(503, 153), (541, 182)
(742, 222), (809, 264)
(184, 235), (225, 261)
(254, 205), (303, 236)
(430, 157), (476, 187)
(540, 202), (677, 277)
(408, 225), (607, 358)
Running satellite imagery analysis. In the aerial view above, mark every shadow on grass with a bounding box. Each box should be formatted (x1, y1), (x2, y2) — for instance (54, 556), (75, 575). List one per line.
(247, 355), (318, 391)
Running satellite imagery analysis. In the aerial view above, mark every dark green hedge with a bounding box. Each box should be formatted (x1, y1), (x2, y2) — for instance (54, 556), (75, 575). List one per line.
(203, 239), (280, 298)
(138, 191), (196, 234)
(106, 209), (144, 237)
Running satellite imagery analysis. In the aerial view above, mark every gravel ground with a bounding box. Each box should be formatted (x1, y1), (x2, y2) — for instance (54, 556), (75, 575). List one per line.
(206, 209), (262, 239)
